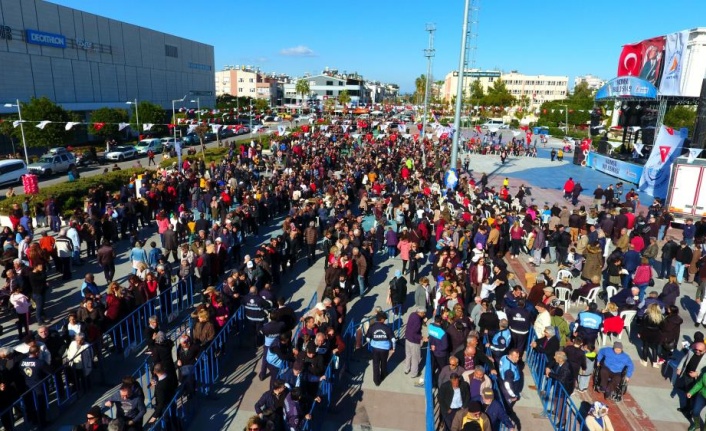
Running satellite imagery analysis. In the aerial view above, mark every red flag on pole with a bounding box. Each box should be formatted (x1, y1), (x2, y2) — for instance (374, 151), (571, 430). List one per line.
(93, 122), (105, 131)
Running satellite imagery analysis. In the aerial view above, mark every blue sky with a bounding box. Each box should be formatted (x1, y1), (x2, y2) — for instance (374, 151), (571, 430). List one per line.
(52, 0), (706, 93)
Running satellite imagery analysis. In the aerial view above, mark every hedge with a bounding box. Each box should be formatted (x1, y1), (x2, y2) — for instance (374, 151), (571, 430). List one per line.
(0, 168), (143, 216)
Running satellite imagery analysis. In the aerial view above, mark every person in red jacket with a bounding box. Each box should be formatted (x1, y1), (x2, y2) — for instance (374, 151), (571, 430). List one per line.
(563, 177), (575, 201)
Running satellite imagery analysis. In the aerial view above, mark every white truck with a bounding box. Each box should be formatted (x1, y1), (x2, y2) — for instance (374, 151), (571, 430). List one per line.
(665, 156), (706, 223)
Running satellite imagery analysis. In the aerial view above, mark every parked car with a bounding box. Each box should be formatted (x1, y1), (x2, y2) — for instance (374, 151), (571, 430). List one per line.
(218, 128), (235, 139)
(183, 133), (200, 146)
(28, 152), (76, 176)
(160, 137), (183, 150)
(0, 160), (28, 185)
(76, 148), (106, 167)
(204, 132), (217, 143)
(134, 138), (163, 155)
(46, 147), (69, 155)
(105, 146), (138, 161)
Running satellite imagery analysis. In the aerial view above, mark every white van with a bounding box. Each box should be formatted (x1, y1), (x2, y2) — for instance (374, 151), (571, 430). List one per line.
(0, 160), (28, 185)
(481, 118), (507, 129)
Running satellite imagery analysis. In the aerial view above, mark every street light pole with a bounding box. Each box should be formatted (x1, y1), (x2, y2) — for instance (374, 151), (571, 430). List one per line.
(172, 95), (186, 168)
(190, 97), (201, 121)
(422, 24), (436, 161)
(4, 100), (28, 164)
(450, 0), (472, 178)
(126, 99), (139, 137)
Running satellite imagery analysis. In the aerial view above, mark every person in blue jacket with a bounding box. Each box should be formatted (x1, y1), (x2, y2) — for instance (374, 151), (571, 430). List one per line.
(481, 387), (516, 431)
(596, 342), (634, 399)
(365, 312), (396, 386)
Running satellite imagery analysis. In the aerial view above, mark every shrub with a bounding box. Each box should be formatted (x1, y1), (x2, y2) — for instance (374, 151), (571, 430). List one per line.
(0, 168), (143, 216)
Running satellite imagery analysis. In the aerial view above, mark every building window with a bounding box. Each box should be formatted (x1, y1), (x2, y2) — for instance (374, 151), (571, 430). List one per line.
(249, 78), (254, 83)
(326, 81), (333, 86)
(165, 45), (178, 58)
(238, 78), (244, 82)
(238, 87), (243, 93)
(326, 90), (333, 96)
(250, 88), (255, 93)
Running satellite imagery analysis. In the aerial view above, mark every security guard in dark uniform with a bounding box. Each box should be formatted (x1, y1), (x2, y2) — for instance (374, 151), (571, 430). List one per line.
(365, 312), (396, 386)
(21, 345), (52, 426)
(243, 286), (269, 346)
(508, 298), (532, 353)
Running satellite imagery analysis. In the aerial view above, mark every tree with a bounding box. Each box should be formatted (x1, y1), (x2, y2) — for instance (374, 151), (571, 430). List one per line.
(194, 123), (209, 157)
(295, 79), (310, 107)
(338, 89), (351, 107)
(481, 79), (515, 108)
(133, 101), (166, 136)
(468, 79), (485, 106)
(414, 74), (427, 105)
(89, 107), (129, 141)
(10, 97), (76, 149)
(664, 105), (697, 136)
(570, 81), (594, 102)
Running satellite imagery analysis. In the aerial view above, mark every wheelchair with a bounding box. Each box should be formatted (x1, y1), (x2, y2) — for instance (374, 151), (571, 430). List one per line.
(592, 358), (629, 402)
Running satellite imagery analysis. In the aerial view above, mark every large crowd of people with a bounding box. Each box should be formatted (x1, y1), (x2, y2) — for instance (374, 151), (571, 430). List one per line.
(0, 117), (705, 431)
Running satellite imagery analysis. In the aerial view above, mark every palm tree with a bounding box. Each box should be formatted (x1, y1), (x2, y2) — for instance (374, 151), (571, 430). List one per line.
(295, 79), (310, 111)
(414, 74), (426, 105)
(338, 89), (351, 107)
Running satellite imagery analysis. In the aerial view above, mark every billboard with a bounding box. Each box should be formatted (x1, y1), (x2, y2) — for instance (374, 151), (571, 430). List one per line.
(616, 28), (706, 98)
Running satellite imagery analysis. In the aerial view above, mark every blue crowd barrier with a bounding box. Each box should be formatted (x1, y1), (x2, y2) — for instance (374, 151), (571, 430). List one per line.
(145, 387), (195, 431)
(0, 339), (103, 431)
(300, 355), (338, 431)
(291, 292), (319, 343)
(424, 346), (435, 431)
(525, 328), (585, 431)
(131, 360), (154, 408)
(104, 277), (196, 353)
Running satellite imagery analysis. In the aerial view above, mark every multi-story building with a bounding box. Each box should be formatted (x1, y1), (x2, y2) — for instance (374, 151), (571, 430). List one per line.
(215, 66), (258, 98)
(282, 70), (372, 107)
(441, 69), (569, 106)
(442, 69), (501, 103)
(0, 0), (215, 113)
(366, 81), (400, 104)
(574, 74), (605, 91)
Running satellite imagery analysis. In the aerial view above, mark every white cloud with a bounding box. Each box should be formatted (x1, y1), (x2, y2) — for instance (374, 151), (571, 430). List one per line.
(280, 45), (316, 57)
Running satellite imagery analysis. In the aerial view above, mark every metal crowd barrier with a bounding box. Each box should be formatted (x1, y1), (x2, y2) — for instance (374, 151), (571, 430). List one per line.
(291, 293), (319, 343)
(104, 277), (196, 353)
(424, 346), (436, 431)
(525, 328), (586, 431)
(131, 360), (154, 409)
(145, 388), (194, 431)
(341, 304), (402, 361)
(300, 355), (338, 431)
(0, 339), (104, 431)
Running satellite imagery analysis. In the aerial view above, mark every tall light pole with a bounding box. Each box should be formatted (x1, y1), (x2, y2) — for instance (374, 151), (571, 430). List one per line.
(172, 94), (186, 143)
(126, 99), (139, 137)
(4, 100), (28, 164)
(559, 104), (569, 138)
(421, 24), (436, 159)
(450, 0), (472, 180)
(249, 98), (253, 132)
(190, 97), (201, 121)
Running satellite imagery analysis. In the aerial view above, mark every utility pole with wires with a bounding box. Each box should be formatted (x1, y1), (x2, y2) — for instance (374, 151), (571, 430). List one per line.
(421, 23), (436, 167)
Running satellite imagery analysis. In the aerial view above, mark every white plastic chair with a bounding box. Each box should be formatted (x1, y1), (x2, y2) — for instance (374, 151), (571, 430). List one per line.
(620, 310), (637, 338)
(577, 287), (601, 307)
(555, 269), (573, 286)
(605, 286), (618, 302)
(554, 287), (572, 311)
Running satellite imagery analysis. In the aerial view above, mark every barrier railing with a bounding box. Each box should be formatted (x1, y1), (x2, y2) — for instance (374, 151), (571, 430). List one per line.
(300, 354), (338, 431)
(104, 277), (196, 353)
(0, 339), (103, 431)
(541, 378), (585, 431)
(424, 346), (435, 431)
(131, 360), (154, 408)
(341, 304), (402, 361)
(191, 305), (245, 395)
(145, 387), (195, 431)
(525, 328), (585, 431)
(292, 292), (319, 343)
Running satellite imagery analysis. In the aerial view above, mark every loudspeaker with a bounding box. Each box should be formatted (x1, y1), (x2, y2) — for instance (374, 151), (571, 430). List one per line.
(590, 109), (602, 136)
(641, 110), (658, 146)
(692, 78), (706, 150)
(598, 136), (608, 154)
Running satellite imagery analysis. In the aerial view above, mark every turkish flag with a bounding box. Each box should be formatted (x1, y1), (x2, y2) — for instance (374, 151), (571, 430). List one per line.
(413, 134), (419, 141)
(617, 42), (643, 77)
(93, 122), (105, 131)
(659, 146), (671, 163)
(301, 125), (309, 133)
(365, 133), (372, 141)
(474, 126), (482, 133)
(440, 133), (449, 140)
(317, 118), (324, 123)
(520, 125), (529, 131)
(167, 124), (175, 130)
(417, 123), (423, 131)
(390, 134), (397, 142)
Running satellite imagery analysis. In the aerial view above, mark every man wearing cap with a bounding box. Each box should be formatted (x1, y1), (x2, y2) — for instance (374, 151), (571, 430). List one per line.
(365, 312), (396, 386)
(449, 399), (491, 431)
(439, 373), (471, 431)
(480, 387), (515, 431)
(403, 307), (426, 379)
(596, 342), (634, 400)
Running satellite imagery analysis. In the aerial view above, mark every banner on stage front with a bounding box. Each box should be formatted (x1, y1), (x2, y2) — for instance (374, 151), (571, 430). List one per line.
(586, 152), (643, 184)
(638, 126), (687, 198)
(659, 30), (689, 96)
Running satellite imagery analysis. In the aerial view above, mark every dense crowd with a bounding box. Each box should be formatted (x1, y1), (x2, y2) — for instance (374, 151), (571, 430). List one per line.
(0, 117), (705, 431)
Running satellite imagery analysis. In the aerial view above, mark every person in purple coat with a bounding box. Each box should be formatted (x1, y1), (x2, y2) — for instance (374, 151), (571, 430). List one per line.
(385, 227), (398, 259)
